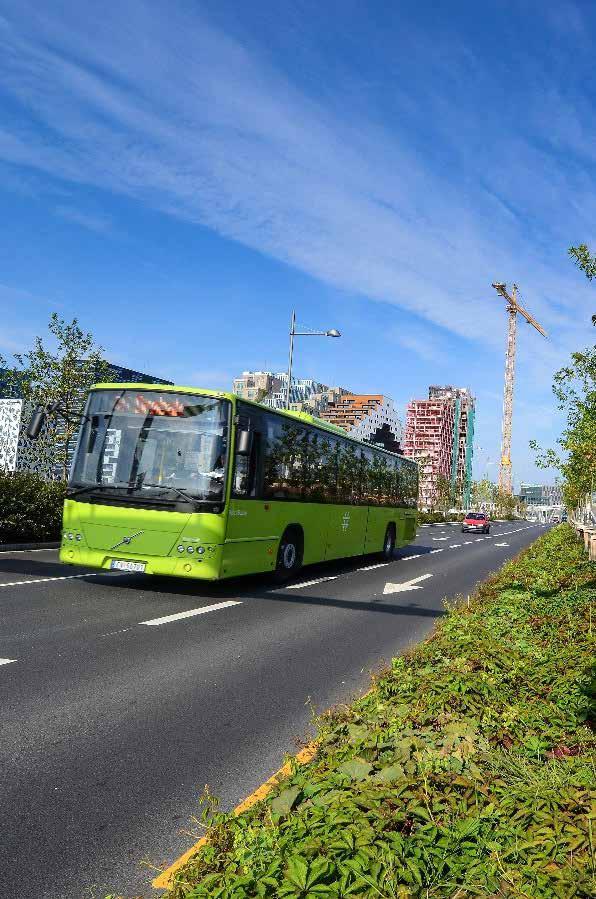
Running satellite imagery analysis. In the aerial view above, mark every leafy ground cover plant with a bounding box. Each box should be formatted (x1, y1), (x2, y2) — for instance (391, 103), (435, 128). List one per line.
(164, 526), (595, 899)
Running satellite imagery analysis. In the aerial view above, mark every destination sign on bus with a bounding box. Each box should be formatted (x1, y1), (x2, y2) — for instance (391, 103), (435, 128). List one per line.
(114, 394), (186, 417)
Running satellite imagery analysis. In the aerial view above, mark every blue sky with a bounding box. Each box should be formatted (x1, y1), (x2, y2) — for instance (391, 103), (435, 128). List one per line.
(1, 0), (595, 486)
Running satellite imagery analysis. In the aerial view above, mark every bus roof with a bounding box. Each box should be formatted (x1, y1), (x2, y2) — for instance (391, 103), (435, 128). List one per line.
(90, 382), (415, 463)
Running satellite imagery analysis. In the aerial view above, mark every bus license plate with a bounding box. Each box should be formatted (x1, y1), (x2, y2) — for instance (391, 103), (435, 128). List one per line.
(111, 559), (146, 573)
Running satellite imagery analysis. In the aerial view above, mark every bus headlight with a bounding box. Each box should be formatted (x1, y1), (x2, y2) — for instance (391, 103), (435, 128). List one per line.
(197, 546), (205, 554)
(76, 534), (82, 541)
(177, 545), (185, 553)
(187, 545), (194, 554)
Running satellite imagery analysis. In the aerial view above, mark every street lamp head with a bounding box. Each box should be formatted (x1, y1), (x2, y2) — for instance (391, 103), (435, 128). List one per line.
(326, 328), (341, 337)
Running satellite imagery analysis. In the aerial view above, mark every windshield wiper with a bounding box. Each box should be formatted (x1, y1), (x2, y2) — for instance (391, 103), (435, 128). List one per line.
(66, 484), (105, 498)
(136, 482), (199, 506)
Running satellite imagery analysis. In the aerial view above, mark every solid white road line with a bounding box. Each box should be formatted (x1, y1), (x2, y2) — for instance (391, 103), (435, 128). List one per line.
(0, 658), (17, 667)
(140, 600), (241, 626)
(0, 572), (119, 589)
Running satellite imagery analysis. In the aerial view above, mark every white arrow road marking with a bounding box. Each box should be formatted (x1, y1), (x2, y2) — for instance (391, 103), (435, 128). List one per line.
(0, 658), (17, 667)
(140, 600), (241, 626)
(494, 542), (509, 547)
(383, 573), (433, 594)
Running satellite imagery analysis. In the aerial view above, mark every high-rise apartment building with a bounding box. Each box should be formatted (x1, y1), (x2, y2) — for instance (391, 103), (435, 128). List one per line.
(403, 386), (475, 509)
(232, 371), (283, 402)
(232, 370), (348, 415)
(318, 394), (403, 451)
(232, 373), (403, 452)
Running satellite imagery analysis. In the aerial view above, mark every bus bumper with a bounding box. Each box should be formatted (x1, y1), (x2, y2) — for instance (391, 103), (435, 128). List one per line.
(59, 542), (224, 580)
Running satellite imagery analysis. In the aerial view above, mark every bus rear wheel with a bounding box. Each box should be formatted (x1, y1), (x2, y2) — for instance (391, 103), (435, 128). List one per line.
(274, 527), (303, 582)
(381, 524), (396, 561)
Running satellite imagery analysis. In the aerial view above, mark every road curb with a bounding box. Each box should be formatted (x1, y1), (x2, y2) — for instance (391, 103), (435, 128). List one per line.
(152, 741), (318, 891)
(0, 541), (60, 553)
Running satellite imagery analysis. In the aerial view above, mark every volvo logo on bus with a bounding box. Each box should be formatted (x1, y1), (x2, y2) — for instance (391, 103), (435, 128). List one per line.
(110, 530), (144, 551)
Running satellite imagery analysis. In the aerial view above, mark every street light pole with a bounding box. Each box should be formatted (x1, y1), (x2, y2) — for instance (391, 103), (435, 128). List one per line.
(284, 310), (341, 409)
(285, 310), (296, 411)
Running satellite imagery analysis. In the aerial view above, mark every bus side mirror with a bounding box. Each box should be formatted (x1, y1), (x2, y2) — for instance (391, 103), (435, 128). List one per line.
(26, 405), (47, 440)
(236, 429), (254, 456)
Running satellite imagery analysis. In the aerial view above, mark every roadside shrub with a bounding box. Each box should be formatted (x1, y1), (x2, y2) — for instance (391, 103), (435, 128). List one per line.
(418, 511), (461, 524)
(0, 471), (66, 543)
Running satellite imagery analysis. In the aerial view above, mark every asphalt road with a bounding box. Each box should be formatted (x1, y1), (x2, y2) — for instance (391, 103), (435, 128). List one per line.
(0, 520), (546, 898)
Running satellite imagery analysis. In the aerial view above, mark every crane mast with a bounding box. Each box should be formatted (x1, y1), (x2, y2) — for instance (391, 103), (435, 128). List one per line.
(491, 282), (547, 495)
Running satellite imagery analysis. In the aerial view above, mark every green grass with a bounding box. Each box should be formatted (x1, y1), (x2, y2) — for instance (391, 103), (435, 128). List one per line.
(164, 525), (595, 899)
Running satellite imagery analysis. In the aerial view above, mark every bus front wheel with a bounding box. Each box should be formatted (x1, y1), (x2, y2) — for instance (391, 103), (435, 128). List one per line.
(274, 527), (303, 582)
(381, 524), (396, 561)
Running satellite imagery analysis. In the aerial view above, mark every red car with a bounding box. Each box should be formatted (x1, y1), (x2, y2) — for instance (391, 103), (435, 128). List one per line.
(462, 512), (490, 534)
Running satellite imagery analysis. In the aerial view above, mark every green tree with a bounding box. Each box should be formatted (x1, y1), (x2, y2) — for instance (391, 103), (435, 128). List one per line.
(471, 478), (496, 508)
(1, 314), (110, 480)
(493, 486), (517, 519)
(435, 474), (452, 511)
(568, 243), (596, 325)
(568, 243), (596, 281)
(533, 244), (596, 508)
(530, 344), (596, 509)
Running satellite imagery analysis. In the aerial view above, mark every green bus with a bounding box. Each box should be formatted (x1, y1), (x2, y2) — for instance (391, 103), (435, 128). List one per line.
(60, 384), (418, 581)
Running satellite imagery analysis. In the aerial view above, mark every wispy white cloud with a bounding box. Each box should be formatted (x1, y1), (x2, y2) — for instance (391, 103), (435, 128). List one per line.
(0, 0), (593, 385)
(0, 0), (596, 440)
(54, 204), (111, 233)
(392, 326), (451, 365)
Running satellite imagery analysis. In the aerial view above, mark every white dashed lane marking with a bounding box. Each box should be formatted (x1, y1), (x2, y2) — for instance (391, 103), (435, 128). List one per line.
(0, 547), (57, 554)
(0, 658), (17, 667)
(285, 576), (339, 590)
(0, 573), (122, 589)
(140, 600), (242, 626)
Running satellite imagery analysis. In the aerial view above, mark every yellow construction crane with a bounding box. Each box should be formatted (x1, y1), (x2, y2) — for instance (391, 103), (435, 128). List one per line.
(491, 282), (547, 494)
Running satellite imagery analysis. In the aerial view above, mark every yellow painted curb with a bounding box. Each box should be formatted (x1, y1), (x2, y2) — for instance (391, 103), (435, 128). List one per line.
(152, 741), (318, 891)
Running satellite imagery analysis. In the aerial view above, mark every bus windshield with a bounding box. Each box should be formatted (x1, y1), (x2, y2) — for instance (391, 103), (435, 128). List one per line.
(70, 390), (230, 507)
